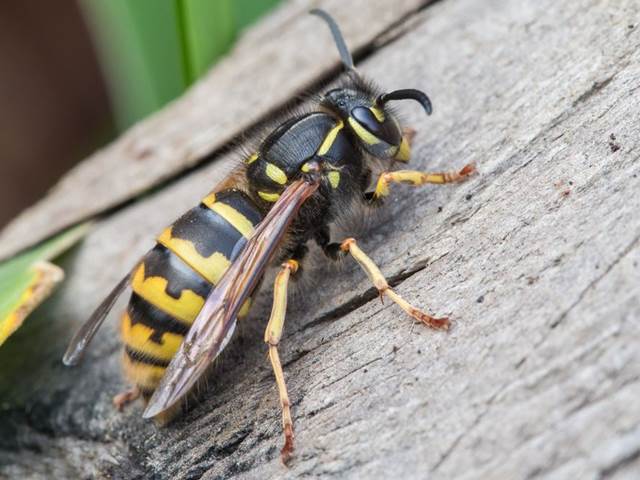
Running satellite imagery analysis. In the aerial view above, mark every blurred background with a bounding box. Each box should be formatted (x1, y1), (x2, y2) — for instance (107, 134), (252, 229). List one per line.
(0, 0), (280, 228)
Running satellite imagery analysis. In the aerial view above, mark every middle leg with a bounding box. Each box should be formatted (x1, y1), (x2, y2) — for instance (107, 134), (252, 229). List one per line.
(264, 259), (299, 464)
(340, 238), (450, 330)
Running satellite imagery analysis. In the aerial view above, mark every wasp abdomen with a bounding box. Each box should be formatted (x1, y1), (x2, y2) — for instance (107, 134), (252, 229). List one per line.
(120, 189), (263, 399)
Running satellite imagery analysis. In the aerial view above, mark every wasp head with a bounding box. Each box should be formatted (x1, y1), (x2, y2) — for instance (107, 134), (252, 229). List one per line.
(323, 86), (432, 162)
(311, 8), (432, 162)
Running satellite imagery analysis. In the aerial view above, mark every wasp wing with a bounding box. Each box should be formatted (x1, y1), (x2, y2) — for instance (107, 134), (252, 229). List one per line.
(63, 274), (130, 366)
(143, 178), (320, 418)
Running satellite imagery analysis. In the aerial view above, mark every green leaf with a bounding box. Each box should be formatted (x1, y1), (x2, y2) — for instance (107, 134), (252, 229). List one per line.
(0, 224), (90, 347)
(177, 0), (235, 85)
(81, 0), (187, 130)
(232, 0), (281, 31)
(81, 0), (282, 130)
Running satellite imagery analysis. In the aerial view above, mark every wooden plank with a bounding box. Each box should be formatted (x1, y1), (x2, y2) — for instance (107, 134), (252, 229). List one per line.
(1, 0), (639, 477)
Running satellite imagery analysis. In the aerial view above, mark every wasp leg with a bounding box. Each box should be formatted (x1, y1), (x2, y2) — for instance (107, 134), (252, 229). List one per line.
(340, 238), (450, 330)
(264, 259), (299, 465)
(372, 163), (476, 200)
(113, 385), (140, 411)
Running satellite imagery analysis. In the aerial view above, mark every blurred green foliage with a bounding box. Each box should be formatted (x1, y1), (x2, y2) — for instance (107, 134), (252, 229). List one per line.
(82, 0), (280, 130)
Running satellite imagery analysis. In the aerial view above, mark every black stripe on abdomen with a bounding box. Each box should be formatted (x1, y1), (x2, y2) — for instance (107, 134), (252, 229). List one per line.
(214, 189), (263, 227)
(125, 345), (171, 368)
(143, 244), (212, 300)
(171, 204), (244, 260)
(127, 293), (190, 344)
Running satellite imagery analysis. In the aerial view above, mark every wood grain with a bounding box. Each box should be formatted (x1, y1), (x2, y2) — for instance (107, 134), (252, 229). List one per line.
(0, 0), (638, 478)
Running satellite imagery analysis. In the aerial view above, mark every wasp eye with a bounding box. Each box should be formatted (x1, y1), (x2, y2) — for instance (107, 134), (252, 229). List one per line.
(351, 107), (381, 134)
(350, 106), (401, 146)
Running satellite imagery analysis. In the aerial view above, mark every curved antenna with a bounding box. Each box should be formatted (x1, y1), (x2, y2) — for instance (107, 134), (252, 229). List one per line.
(378, 89), (433, 115)
(310, 8), (354, 69)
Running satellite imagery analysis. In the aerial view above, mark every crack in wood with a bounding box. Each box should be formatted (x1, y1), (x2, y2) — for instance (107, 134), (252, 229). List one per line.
(597, 440), (640, 478)
(300, 259), (432, 332)
(548, 231), (640, 330)
(430, 384), (506, 473)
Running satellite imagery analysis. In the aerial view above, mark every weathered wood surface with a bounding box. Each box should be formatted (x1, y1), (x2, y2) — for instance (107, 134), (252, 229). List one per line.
(1, 0), (640, 478)
(0, 0), (431, 261)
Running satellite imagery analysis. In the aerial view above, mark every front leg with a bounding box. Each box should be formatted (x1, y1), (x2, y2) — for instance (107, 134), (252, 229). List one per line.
(372, 163), (476, 199)
(365, 125), (475, 203)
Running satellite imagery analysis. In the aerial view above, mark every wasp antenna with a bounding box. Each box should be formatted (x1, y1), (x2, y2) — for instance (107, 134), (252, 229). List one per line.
(377, 89), (433, 116)
(310, 8), (354, 70)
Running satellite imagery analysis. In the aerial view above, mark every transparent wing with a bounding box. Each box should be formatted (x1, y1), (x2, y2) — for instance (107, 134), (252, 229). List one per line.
(143, 178), (319, 418)
(63, 274), (130, 366)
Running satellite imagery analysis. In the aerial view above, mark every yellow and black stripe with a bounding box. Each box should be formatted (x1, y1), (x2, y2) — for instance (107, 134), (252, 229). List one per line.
(246, 112), (359, 202)
(120, 189), (263, 399)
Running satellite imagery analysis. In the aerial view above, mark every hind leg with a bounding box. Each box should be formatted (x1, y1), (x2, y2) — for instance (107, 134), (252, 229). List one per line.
(113, 386), (140, 411)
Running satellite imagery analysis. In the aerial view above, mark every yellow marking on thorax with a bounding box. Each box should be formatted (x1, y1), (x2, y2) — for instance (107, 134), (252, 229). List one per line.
(122, 348), (168, 390)
(317, 120), (344, 156)
(202, 192), (216, 205)
(265, 163), (288, 185)
(328, 171), (340, 189)
(158, 228), (231, 285)
(258, 191), (280, 202)
(370, 106), (385, 122)
(120, 312), (183, 362)
(131, 263), (204, 324)
(246, 153), (259, 164)
(201, 197), (255, 238)
(347, 117), (380, 145)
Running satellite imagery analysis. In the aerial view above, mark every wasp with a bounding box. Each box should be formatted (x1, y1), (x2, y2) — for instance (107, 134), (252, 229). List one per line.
(63, 9), (475, 464)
